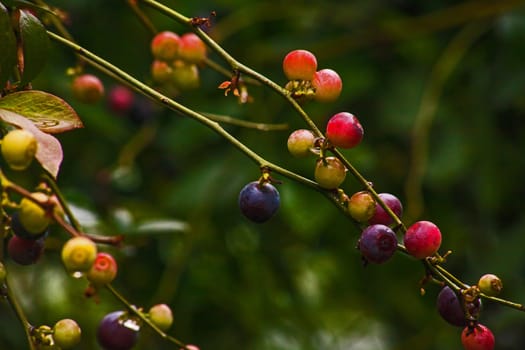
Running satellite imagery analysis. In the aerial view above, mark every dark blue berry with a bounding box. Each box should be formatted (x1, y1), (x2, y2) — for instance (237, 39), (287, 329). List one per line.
(238, 181), (280, 223)
(358, 224), (397, 264)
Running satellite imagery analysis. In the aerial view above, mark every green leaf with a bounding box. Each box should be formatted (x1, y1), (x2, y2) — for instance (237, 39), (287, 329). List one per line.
(0, 90), (83, 133)
(18, 9), (50, 85)
(0, 2), (17, 87)
(0, 109), (63, 177)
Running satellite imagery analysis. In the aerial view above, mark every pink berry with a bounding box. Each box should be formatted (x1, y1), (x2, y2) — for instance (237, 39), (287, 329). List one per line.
(72, 74), (105, 104)
(282, 49), (317, 81)
(461, 324), (495, 350)
(403, 220), (442, 259)
(287, 129), (316, 157)
(151, 31), (180, 61)
(108, 85), (135, 115)
(178, 33), (207, 64)
(325, 112), (364, 149)
(312, 69), (342, 102)
(368, 193), (403, 226)
(86, 252), (118, 286)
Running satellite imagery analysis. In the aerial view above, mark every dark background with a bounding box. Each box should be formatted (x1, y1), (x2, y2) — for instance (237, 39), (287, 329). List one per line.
(1, 0), (525, 349)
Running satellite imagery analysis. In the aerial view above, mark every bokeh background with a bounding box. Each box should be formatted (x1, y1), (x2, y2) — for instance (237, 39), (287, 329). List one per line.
(1, 0), (525, 349)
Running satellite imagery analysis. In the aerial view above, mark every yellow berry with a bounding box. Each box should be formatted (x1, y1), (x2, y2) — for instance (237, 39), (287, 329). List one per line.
(1, 129), (37, 171)
(61, 236), (97, 273)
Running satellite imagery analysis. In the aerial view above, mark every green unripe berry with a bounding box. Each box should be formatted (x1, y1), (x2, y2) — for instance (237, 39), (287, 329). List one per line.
(348, 191), (376, 222)
(151, 60), (174, 84)
(478, 273), (503, 296)
(172, 60), (200, 90)
(287, 129), (316, 157)
(61, 236), (97, 273)
(86, 252), (118, 286)
(1, 129), (37, 171)
(148, 303), (174, 331)
(314, 157), (346, 189)
(53, 319), (81, 349)
(19, 192), (51, 235)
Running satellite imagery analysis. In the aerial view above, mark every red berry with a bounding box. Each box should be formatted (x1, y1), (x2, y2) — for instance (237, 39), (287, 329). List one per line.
(461, 324), (495, 350)
(287, 129), (316, 157)
(314, 157), (346, 189)
(312, 69), (342, 102)
(151, 31), (180, 61)
(403, 220), (442, 259)
(358, 224), (398, 264)
(108, 85), (135, 115)
(72, 74), (105, 104)
(368, 193), (403, 226)
(86, 252), (118, 286)
(325, 112), (364, 149)
(282, 49), (317, 81)
(178, 33), (207, 64)
(7, 235), (46, 265)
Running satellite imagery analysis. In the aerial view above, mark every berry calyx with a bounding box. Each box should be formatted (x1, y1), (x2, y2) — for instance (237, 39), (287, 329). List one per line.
(151, 31), (180, 61)
(148, 304), (173, 331)
(437, 286), (481, 327)
(348, 191), (376, 223)
(461, 324), (495, 350)
(403, 220), (442, 259)
(325, 112), (364, 149)
(178, 33), (207, 64)
(53, 318), (81, 349)
(72, 74), (105, 104)
(368, 193), (403, 226)
(312, 69), (342, 102)
(287, 129), (316, 157)
(86, 252), (118, 286)
(18, 192), (51, 235)
(238, 181), (280, 223)
(358, 224), (398, 264)
(97, 311), (139, 350)
(1, 129), (37, 171)
(282, 49), (318, 81)
(314, 157), (346, 189)
(61, 236), (98, 273)
(7, 235), (46, 265)
(477, 274), (503, 297)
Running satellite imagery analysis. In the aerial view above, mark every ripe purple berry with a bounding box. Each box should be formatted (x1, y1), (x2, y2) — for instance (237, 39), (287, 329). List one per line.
(314, 157), (346, 189)
(282, 49), (318, 81)
(403, 220), (442, 259)
(368, 193), (403, 226)
(7, 235), (46, 265)
(97, 311), (139, 350)
(238, 181), (280, 223)
(437, 286), (481, 327)
(325, 112), (364, 149)
(312, 69), (342, 102)
(358, 224), (398, 264)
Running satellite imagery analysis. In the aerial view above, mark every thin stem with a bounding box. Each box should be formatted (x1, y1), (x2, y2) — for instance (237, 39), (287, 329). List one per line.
(4, 279), (36, 350)
(41, 172), (82, 231)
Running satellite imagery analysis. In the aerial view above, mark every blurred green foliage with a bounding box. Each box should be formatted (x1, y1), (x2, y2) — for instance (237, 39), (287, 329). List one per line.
(1, 0), (525, 349)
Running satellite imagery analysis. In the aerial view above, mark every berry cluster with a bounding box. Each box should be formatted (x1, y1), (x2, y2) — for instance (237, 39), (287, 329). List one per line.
(150, 31), (207, 92)
(282, 49), (342, 102)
